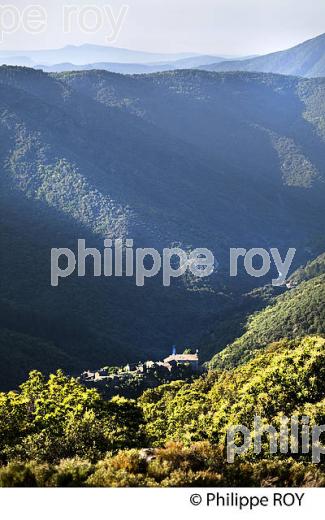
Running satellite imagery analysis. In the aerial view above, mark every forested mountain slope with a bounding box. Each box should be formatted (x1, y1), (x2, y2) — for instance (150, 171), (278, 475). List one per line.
(1, 66), (325, 388)
(209, 254), (325, 369)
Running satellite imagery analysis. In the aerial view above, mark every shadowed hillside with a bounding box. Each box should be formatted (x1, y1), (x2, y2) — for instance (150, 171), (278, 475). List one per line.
(209, 254), (325, 369)
(1, 66), (325, 388)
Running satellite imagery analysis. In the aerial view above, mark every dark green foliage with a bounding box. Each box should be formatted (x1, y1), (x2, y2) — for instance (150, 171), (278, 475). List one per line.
(210, 271), (325, 369)
(1, 66), (325, 387)
(0, 328), (75, 390)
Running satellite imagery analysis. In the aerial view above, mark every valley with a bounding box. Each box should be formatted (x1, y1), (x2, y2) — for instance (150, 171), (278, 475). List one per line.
(0, 25), (324, 489)
(1, 64), (325, 389)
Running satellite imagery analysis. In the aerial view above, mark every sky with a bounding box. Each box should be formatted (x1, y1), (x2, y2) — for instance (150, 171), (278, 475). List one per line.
(1, 0), (325, 56)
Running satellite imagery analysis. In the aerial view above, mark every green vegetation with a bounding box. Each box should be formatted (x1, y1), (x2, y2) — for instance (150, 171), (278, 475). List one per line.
(209, 262), (325, 369)
(0, 328), (74, 389)
(1, 66), (325, 388)
(0, 67), (325, 487)
(140, 336), (325, 446)
(288, 253), (325, 284)
(0, 370), (144, 464)
(0, 335), (325, 486)
(2, 444), (324, 487)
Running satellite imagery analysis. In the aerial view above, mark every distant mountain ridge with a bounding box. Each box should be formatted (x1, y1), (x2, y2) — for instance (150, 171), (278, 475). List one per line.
(36, 55), (227, 74)
(0, 44), (228, 73)
(0, 44), (198, 65)
(0, 43), (252, 74)
(201, 32), (325, 78)
(1, 34), (325, 77)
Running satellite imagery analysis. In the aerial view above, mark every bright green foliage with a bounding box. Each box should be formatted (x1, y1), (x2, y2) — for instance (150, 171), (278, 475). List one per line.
(0, 336), (325, 485)
(289, 253), (325, 285)
(208, 337), (325, 439)
(140, 337), (325, 453)
(0, 370), (145, 463)
(140, 380), (213, 446)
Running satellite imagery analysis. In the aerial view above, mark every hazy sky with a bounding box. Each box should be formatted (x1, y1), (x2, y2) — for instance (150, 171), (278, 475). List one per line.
(1, 0), (325, 56)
